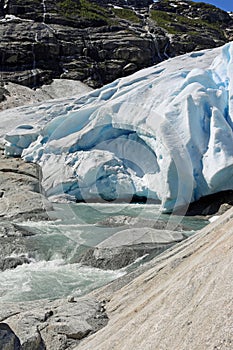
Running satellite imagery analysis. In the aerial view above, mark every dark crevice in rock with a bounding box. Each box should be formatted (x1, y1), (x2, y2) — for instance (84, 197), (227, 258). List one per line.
(0, 322), (21, 350)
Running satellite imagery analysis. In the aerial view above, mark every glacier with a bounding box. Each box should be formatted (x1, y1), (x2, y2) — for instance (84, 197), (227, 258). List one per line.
(3, 42), (233, 212)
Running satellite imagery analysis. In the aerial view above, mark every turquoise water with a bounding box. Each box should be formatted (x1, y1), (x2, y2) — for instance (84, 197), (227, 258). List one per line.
(50, 202), (208, 230)
(0, 203), (208, 302)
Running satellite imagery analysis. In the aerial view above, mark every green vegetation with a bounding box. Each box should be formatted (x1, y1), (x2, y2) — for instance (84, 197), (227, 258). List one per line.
(58, 0), (81, 16)
(112, 8), (140, 23)
(58, 0), (110, 22)
(17, 0), (41, 4)
(158, 0), (217, 10)
(150, 10), (225, 38)
(188, 0), (219, 10)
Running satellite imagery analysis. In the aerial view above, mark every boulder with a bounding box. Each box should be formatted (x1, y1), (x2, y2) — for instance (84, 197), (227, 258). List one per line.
(95, 215), (189, 231)
(0, 256), (30, 271)
(0, 221), (34, 238)
(0, 149), (53, 221)
(0, 190), (53, 221)
(74, 243), (175, 270)
(21, 329), (45, 350)
(75, 228), (184, 269)
(0, 297), (108, 350)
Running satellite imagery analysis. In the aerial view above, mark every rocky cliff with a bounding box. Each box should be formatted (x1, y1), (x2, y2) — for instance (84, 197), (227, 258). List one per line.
(0, 0), (232, 90)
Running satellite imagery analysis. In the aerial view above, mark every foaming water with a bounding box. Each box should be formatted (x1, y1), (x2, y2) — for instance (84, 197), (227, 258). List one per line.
(0, 258), (125, 302)
(1, 203), (208, 302)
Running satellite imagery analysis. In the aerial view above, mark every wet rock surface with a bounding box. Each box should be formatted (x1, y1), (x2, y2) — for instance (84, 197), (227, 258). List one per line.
(74, 242), (176, 270)
(0, 255), (30, 271)
(74, 227), (185, 270)
(95, 215), (189, 230)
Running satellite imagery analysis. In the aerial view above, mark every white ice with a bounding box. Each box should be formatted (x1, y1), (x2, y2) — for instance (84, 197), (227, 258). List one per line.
(2, 43), (233, 212)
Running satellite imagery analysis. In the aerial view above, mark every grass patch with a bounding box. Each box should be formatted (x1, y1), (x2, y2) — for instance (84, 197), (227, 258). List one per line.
(188, 0), (220, 11)
(150, 9), (225, 38)
(58, 0), (110, 22)
(112, 8), (140, 23)
(159, 0), (219, 11)
(58, 0), (81, 16)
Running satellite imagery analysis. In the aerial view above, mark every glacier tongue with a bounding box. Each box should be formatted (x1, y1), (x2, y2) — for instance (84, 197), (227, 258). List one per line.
(3, 43), (233, 212)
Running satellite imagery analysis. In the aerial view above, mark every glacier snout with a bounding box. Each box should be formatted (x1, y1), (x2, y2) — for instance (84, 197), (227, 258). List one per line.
(3, 42), (233, 212)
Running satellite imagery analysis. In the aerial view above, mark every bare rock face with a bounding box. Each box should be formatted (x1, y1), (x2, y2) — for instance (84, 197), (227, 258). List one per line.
(0, 146), (53, 269)
(0, 80), (92, 111)
(90, 0), (153, 7)
(20, 329), (46, 350)
(0, 147), (52, 221)
(75, 207), (233, 350)
(0, 297), (108, 350)
(0, 0), (232, 90)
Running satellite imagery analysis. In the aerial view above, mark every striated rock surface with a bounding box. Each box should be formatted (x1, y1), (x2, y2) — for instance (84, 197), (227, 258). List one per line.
(76, 206), (233, 350)
(0, 201), (232, 350)
(0, 0), (232, 92)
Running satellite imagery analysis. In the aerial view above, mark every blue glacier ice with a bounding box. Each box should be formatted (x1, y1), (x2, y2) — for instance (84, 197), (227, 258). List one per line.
(3, 42), (233, 212)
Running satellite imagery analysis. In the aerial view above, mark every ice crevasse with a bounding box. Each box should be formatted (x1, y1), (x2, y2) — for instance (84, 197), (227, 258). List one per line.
(4, 42), (233, 212)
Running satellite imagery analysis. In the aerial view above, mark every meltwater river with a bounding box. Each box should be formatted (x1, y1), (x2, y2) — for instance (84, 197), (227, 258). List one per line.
(0, 203), (208, 302)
